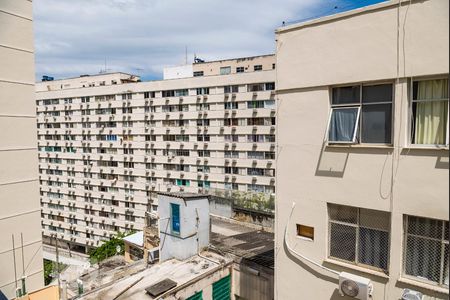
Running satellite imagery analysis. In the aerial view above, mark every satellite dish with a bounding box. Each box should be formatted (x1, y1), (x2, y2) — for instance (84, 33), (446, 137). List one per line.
(116, 245), (122, 254)
(341, 279), (359, 297)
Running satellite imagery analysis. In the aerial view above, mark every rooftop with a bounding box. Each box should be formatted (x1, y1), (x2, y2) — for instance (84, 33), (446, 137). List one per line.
(193, 54), (275, 65)
(156, 192), (209, 201)
(123, 231), (144, 247)
(210, 217), (275, 270)
(77, 252), (231, 300)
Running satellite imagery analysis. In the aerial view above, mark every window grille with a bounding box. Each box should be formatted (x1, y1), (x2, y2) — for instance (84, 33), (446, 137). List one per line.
(328, 203), (391, 272)
(404, 215), (449, 287)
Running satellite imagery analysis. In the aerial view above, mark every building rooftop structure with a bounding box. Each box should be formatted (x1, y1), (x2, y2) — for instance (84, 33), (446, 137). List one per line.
(156, 191), (210, 200)
(76, 251), (231, 300)
(123, 231), (144, 248)
(210, 217), (274, 270)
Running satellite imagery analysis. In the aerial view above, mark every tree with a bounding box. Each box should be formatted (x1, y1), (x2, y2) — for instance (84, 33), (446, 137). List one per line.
(88, 231), (134, 264)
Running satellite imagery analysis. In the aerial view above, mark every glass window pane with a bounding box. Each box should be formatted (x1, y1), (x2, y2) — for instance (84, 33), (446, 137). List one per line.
(405, 235), (442, 283)
(359, 208), (390, 231)
(171, 203), (180, 234)
(328, 203), (358, 224)
(413, 79), (449, 100)
(408, 216), (442, 239)
(328, 108), (359, 142)
(363, 84), (393, 103)
(361, 103), (392, 144)
(358, 228), (389, 270)
(329, 223), (356, 262)
(332, 86), (360, 105)
(445, 221), (449, 241)
(444, 244), (449, 286)
(412, 100), (448, 145)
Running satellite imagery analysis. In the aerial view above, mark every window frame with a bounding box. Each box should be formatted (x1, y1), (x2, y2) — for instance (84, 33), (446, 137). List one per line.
(402, 215), (449, 288)
(408, 76), (450, 148)
(327, 82), (395, 146)
(170, 203), (181, 235)
(327, 203), (391, 273)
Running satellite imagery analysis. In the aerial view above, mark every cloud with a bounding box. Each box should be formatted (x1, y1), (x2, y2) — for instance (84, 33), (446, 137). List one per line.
(33, 0), (326, 80)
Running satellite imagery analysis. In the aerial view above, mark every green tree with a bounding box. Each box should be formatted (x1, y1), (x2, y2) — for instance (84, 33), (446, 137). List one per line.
(88, 231), (135, 264)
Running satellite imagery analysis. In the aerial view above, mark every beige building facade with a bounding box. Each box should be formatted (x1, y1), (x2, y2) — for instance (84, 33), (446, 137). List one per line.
(0, 0), (44, 298)
(35, 56), (276, 253)
(275, 0), (449, 300)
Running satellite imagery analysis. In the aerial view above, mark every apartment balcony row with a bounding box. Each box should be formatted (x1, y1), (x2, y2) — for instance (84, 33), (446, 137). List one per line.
(36, 90), (275, 110)
(41, 200), (147, 219)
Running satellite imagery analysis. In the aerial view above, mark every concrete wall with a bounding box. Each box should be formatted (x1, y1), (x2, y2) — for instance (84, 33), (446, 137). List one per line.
(163, 65), (194, 80)
(158, 195), (210, 262)
(275, 1), (449, 300)
(193, 55), (276, 76)
(0, 1), (44, 298)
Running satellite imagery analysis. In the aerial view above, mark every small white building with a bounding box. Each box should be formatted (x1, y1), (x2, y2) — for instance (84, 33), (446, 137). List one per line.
(157, 192), (210, 262)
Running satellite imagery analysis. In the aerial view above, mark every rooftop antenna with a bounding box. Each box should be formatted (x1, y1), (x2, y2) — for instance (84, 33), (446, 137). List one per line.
(185, 46), (188, 65)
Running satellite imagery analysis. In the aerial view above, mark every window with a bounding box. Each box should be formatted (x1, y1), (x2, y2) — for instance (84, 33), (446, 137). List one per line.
(297, 224), (314, 240)
(220, 66), (231, 75)
(328, 203), (390, 272)
(328, 84), (393, 144)
(236, 67), (245, 73)
(224, 102), (238, 110)
(171, 203), (180, 234)
(404, 216), (449, 287)
(196, 88), (210, 95)
(193, 71), (204, 77)
(176, 179), (190, 187)
(411, 78), (449, 146)
(224, 85), (239, 94)
(254, 65), (263, 71)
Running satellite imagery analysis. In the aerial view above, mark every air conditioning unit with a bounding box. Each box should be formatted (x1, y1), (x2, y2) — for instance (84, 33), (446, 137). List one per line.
(402, 289), (424, 300)
(148, 248), (160, 264)
(339, 272), (373, 300)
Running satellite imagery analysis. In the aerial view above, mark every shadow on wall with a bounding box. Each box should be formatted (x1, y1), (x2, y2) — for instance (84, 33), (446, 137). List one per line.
(400, 149), (449, 170)
(282, 240), (339, 285)
(315, 142), (349, 178)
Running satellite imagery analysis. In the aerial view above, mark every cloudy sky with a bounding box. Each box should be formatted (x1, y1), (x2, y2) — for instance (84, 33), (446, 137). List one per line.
(33, 0), (385, 81)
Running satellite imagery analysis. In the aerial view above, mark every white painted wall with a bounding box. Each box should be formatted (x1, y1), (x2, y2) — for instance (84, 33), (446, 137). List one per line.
(158, 194), (210, 262)
(163, 65), (193, 80)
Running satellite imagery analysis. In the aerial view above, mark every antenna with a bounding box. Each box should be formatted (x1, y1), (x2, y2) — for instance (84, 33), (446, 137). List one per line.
(185, 46), (188, 65)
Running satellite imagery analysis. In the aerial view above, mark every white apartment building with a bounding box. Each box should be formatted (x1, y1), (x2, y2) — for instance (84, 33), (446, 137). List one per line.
(276, 0), (448, 300)
(0, 0), (44, 298)
(35, 55), (276, 253)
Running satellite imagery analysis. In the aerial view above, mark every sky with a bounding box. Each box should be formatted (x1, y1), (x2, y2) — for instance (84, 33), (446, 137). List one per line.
(33, 0), (387, 81)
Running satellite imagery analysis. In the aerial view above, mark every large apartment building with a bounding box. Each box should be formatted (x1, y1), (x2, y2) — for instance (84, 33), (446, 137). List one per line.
(275, 0), (448, 300)
(0, 0), (44, 298)
(36, 55), (276, 253)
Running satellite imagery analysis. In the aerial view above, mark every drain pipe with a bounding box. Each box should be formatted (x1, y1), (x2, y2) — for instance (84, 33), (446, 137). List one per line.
(284, 202), (340, 276)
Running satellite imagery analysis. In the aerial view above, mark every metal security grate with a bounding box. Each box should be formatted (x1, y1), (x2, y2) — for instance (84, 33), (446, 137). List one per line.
(404, 216), (449, 287)
(328, 203), (391, 272)
(213, 275), (231, 300)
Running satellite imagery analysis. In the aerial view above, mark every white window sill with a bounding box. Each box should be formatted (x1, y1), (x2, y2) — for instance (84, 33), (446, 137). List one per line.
(397, 277), (449, 295)
(326, 144), (394, 149)
(324, 259), (389, 279)
(403, 146), (449, 151)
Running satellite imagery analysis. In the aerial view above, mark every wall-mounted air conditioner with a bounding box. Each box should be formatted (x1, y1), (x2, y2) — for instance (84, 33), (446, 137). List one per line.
(148, 248), (160, 264)
(339, 272), (373, 300)
(402, 289), (424, 300)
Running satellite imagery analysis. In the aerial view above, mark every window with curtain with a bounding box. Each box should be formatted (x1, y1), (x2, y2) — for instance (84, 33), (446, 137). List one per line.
(411, 78), (449, 146)
(404, 215), (449, 287)
(328, 203), (391, 272)
(328, 83), (393, 144)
